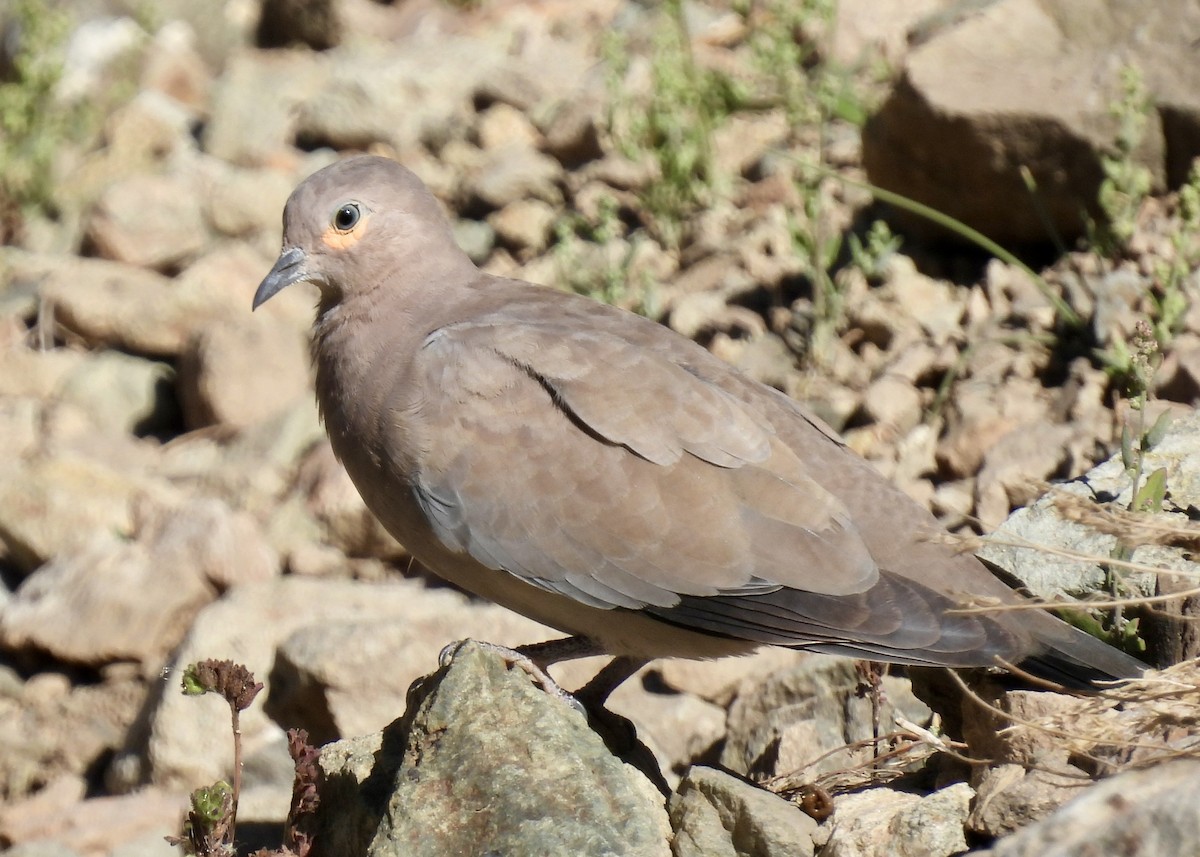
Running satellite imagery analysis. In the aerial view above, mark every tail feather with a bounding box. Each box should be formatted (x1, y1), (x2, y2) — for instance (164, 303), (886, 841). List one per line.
(1018, 619), (1145, 690)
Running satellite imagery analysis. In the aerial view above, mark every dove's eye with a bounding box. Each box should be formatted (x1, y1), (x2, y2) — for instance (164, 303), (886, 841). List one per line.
(332, 203), (361, 232)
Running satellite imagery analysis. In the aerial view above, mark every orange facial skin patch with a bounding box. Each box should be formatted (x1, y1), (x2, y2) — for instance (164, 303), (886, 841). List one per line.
(322, 215), (370, 251)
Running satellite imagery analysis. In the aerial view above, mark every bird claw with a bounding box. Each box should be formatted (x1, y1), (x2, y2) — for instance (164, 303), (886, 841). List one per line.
(438, 639), (587, 716)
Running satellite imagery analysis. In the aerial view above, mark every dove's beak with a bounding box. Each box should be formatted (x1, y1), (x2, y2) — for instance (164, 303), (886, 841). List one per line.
(253, 246), (309, 309)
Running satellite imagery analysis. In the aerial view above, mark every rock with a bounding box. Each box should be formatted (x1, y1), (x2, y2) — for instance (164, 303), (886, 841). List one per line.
(475, 102), (540, 151)
(264, 603), (572, 745)
(887, 258), (965, 343)
(974, 421), (1075, 529)
(139, 21), (212, 113)
(294, 443), (405, 560)
(55, 351), (178, 437)
(536, 93), (605, 167)
(103, 90), (197, 165)
(0, 344), (87, 399)
(0, 497), (276, 667)
(606, 680), (727, 785)
(178, 314), (310, 430)
(814, 783), (973, 857)
(987, 759), (1200, 857)
(712, 111), (790, 178)
(451, 218), (495, 265)
(863, 0), (1200, 244)
(313, 642), (671, 857)
(290, 39), (508, 156)
(203, 50), (329, 166)
(1156, 341), (1200, 403)
(670, 766), (817, 857)
(0, 672), (147, 808)
(720, 657), (931, 781)
(38, 256), (224, 358)
(124, 577), (563, 793)
(469, 144), (564, 210)
(978, 411), (1200, 604)
(0, 781), (187, 857)
(655, 649), (808, 707)
(203, 165), (296, 242)
(860, 374), (923, 433)
(85, 171), (210, 270)
(968, 761), (1083, 839)
(0, 455), (148, 574)
(487, 198), (557, 254)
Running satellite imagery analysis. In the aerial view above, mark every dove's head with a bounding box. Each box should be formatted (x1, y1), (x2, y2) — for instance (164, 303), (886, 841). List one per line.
(253, 155), (473, 311)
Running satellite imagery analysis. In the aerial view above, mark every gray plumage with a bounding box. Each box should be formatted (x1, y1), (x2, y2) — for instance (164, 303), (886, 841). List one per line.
(254, 155), (1143, 687)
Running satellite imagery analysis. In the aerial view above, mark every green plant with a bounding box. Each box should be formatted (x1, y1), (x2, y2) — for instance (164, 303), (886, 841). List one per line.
(1089, 63), (1154, 257)
(0, 0), (76, 237)
(787, 167), (844, 364)
(847, 218), (902, 283)
(1147, 158), (1200, 349)
(604, 0), (743, 246)
(740, 0), (867, 129)
(553, 194), (656, 316)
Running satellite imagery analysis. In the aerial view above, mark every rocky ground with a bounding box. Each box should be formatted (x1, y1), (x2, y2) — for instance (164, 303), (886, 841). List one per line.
(1, 0), (1200, 855)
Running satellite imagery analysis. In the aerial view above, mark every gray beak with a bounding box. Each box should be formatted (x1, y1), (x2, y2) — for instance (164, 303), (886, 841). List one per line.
(253, 247), (308, 309)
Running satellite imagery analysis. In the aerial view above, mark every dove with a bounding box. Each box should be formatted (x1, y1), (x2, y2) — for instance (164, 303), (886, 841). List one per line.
(254, 154), (1143, 696)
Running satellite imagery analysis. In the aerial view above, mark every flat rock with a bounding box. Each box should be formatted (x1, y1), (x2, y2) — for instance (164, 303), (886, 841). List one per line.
(85, 171), (210, 270)
(55, 351), (178, 437)
(815, 783), (973, 857)
(469, 144), (564, 210)
(669, 766), (817, 857)
(0, 454), (152, 574)
(315, 642), (672, 857)
(125, 577), (563, 794)
(178, 314), (310, 430)
(988, 759), (1200, 857)
(38, 256), (226, 358)
(979, 410), (1200, 603)
(264, 602), (573, 745)
(0, 497), (276, 667)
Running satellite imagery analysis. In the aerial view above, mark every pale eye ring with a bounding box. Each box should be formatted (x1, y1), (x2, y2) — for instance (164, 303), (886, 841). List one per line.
(332, 203), (361, 231)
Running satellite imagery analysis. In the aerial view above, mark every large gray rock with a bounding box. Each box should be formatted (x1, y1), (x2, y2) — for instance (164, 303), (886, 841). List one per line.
(979, 409), (1200, 606)
(864, 0), (1200, 244)
(988, 759), (1200, 857)
(669, 766), (817, 857)
(314, 642), (671, 857)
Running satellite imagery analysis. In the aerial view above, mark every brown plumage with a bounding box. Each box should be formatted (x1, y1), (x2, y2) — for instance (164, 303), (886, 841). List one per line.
(254, 154), (1142, 688)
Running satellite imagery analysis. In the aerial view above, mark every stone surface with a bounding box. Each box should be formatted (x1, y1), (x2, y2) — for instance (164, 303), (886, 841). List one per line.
(988, 759), (1200, 857)
(178, 314), (310, 430)
(264, 602), (574, 745)
(669, 766), (817, 857)
(864, 0), (1200, 244)
(124, 577), (563, 794)
(315, 642), (672, 857)
(85, 171), (210, 270)
(0, 455), (150, 574)
(720, 657), (931, 781)
(815, 783), (973, 857)
(38, 256), (226, 358)
(55, 351), (177, 437)
(0, 497), (276, 666)
(979, 410), (1200, 604)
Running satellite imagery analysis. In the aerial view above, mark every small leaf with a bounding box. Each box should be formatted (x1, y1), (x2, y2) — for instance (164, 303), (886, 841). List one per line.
(1143, 410), (1174, 450)
(1121, 423), (1136, 474)
(1132, 467), (1168, 512)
